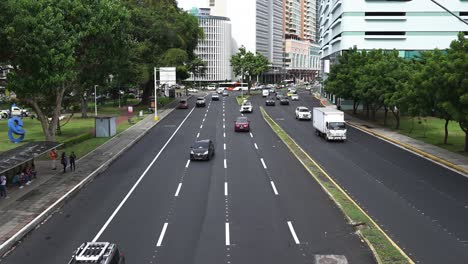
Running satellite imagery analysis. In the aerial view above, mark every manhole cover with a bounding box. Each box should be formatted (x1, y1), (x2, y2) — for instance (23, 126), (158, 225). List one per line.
(314, 255), (348, 264)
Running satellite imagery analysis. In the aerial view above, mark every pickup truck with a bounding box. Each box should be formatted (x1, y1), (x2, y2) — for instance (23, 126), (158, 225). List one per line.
(313, 107), (346, 141)
(11, 106), (30, 117)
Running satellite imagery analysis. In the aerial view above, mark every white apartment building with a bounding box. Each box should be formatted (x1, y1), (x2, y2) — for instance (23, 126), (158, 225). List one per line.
(209, 0), (284, 79)
(188, 8), (232, 82)
(319, 0), (468, 68)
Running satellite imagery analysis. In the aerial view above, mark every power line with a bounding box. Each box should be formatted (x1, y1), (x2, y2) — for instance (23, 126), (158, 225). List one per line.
(429, 0), (468, 26)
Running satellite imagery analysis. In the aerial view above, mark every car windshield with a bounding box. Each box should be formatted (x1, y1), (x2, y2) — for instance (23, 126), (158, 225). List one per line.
(180, 100), (187, 103)
(192, 141), (209, 149)
(299, 108), (309, 112)
(243, 101), (251, 106)
(329, 122), (346, 130)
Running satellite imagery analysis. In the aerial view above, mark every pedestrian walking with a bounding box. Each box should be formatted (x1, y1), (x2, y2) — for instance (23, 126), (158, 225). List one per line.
(69, 151), (76, 171)
(61, 152), (68, 173)
(49, 149), (57, 170)
(0, 174), (7, 198)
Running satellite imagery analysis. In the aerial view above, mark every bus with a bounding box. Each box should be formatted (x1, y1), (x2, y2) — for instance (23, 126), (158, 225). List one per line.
(218, 82), (248, 91)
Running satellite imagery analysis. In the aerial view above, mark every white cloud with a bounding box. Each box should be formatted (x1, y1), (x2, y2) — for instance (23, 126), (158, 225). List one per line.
(177, 0), (208, 11)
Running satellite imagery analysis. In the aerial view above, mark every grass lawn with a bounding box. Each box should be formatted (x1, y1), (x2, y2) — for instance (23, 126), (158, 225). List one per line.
(236, 95), (250, 105)
(349, 110), (467, 156)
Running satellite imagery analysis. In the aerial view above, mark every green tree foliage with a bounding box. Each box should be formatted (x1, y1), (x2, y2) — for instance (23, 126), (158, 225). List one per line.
(443, 33), (468, 151)
(0, 0), (131, 141)
(230, 46), (269, 94)
(123, 0), (203, 104)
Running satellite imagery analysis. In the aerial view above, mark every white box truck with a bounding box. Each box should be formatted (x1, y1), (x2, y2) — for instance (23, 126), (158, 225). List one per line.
(313, 107), (347, 141)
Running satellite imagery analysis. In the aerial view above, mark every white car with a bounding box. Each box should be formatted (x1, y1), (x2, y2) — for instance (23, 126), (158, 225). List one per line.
(295, 106), (311, 120)
(188, 88), (199, 93)
(240, 101), (253, 113)
(207, 85), (216, 90)
(262, 89), (270, 97)
(11, 106), (30, 117)
(0, 110), (9, 119)
(217, 88), (224, 94)
(291, 94), (299, 101)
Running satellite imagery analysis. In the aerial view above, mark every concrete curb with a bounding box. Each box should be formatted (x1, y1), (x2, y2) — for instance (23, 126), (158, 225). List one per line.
(0, 107), (177, 257)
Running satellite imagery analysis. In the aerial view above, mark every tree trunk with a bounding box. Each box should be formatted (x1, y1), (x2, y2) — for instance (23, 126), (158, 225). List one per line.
(465, 131), (468, 153)
(141, 79), (153, 105)
(81, 95), (88, 118)
(383, 106), (388, 126)
(353, 100), (359, 115)
(391, 109), (400, 130)
(366, 104), (370, 119)
(443, 118), (449, 145)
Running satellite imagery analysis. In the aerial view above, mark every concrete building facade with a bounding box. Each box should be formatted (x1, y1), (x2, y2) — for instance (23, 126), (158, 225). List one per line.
(319, 0), (468, 66)
(188, 8), (232, 82)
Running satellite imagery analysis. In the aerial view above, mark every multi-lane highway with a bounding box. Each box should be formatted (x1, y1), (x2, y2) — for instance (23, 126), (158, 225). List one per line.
(252, 90), (468, 264)
(2, 94), (374, 263)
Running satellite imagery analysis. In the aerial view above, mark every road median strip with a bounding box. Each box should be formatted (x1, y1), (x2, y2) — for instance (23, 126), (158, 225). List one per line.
(260, 106), (413, 264)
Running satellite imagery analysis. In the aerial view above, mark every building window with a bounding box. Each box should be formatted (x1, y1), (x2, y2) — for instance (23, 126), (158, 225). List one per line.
(365, 31), (406, 36)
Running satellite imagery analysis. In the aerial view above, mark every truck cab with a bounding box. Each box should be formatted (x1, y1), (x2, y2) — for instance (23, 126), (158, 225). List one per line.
(313, 107), (347, 141)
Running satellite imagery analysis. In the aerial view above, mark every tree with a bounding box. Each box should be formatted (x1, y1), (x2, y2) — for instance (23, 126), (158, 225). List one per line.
(442, 33), (468, 152)
(1, 0), (131, 141)
(230, 46), (269, 94)
(187, 55), (207, 90)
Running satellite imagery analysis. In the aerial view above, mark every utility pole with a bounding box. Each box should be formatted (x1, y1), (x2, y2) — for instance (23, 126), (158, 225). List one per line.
(154, 67), (159, 121)
(94, 85), (98, 116)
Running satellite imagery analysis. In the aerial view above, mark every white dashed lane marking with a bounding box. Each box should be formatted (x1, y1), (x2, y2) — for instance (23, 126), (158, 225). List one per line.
(175, 183), (182, 197)
(270, 181), (279, 195)
(250, 132), (253, 138)
(185, 160), (190, 168)
(224, 182), (228, 196)
(224, 143), (226, 150)
(156, 223), (169, 247)
(196, 133), (200, 138)
(287, 221), (300, 244)
(224, 159), (227, 169)
(260, 158), (267, 169)
(225, 222), (230, 246)
(254, 143), (258, 150)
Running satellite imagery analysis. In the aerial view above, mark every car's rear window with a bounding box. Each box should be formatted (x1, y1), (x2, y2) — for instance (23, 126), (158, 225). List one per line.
(180, 100), (187, 103)
(236, 117), (248, 123)
(197, 97), (204, 100)
(193, 141), (209, 148)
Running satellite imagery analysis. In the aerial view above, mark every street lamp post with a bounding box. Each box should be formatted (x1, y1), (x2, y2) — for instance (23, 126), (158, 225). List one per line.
(154, 67), (159, 121)
(94, 85), (98, 116)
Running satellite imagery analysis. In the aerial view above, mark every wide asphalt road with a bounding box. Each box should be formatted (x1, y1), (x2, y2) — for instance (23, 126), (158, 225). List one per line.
(2, 93), (374, 264)
(253, 90), (468, 264)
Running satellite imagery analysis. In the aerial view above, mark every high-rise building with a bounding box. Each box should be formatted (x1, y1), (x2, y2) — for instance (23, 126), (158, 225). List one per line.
(209, 0), (284, 82)
(283, 0), (320, 82)
(319, 0), (468, 72)
(188, 8), (232, 83)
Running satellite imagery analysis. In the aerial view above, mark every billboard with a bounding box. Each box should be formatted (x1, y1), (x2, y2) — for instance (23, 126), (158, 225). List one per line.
(159, 67), (176, 97)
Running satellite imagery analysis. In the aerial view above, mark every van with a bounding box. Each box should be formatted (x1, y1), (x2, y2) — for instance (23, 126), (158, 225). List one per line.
(262, 89), (269, 97)
(207, 85), (216, 90)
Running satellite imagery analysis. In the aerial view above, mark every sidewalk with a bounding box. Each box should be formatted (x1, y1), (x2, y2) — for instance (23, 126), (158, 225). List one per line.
(315, 93), (468, 176)
(0, 105), (177, 256)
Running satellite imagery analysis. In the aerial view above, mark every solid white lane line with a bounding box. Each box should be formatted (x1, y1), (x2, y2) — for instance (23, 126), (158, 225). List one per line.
(261, 158), (267, 169)
(225, 223), (230, 246)
(225, 182), (228, 196)
(224, 143), (226, 150)
(197, 132), (200, 138)
(254, 143), (258, 150)
(270, 181), (279, 195)
(287, 221), (300, 244)
(157, 223), (169, 247)
(175, 183), (182, 197)
(224, 159), (227, 169)
(185, 159), (191, 168)
(92, 107), (196, 242)
(250, 132), (253, 138)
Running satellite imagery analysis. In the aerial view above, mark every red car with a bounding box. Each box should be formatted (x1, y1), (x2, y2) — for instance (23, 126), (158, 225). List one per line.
(234, 116), (250, 132)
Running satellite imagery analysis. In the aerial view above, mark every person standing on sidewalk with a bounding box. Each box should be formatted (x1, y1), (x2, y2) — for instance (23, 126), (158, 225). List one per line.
(49, 149), (57, 170)
(0, 174), (7, 198)
(69, 152), (76, 171)
(61, 152), (68, 173)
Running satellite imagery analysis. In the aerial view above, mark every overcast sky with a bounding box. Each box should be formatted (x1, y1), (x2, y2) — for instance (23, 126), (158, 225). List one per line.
(177, 0), (208, 10)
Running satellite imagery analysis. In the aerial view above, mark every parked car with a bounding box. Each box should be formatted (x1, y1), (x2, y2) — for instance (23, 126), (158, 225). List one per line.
(196, 97), (206, 107)
(279, 97), (289, 105)
(222, 90), (229, 96)
(234, 116), (250, 132)
(0, 110), (9, 119)
(240, 100), (253, 113)
(11, 106), (29, 117)
(211, 93), (220, 101)
(68, 242), (125, 264)
(178, 99), (188, 109)
(190, 139), (215, 161)
(295, 106), (311, 120)
(265, 98), (276, 106)
(291, 94), (299, 101)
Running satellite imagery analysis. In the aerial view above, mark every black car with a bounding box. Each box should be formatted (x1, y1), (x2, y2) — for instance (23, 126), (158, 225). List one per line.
(279, 97), (289, 105)
(68, 242), (125, 264)
(265, 98), (276, 106)
(190, 139), (215, 161)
